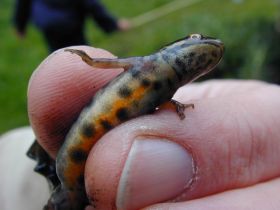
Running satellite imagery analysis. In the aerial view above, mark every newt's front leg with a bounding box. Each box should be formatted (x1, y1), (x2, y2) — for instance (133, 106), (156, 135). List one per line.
(159, 99), (194, 120)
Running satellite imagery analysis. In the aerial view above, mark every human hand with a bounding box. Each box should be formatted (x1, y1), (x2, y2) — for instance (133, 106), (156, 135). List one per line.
(28, 46), (280, 210)
(117, 18), (131, 31)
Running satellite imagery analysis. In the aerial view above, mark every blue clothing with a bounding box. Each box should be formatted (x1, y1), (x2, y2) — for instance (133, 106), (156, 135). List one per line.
(31, 1), (81, 30)
(14, 0), (118, 51)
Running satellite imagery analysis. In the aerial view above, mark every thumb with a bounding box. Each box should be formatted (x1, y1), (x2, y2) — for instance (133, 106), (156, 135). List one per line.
(84, 81), (280, 210)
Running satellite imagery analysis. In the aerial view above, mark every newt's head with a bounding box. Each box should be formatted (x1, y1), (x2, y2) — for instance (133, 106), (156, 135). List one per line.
(160, 34), (224, 84)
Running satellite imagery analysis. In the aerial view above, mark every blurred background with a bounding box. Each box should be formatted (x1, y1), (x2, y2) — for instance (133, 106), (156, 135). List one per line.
(0, 0), (280, 134)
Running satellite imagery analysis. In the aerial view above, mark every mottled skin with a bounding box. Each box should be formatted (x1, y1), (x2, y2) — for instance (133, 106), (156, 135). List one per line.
(45, 34), (224, 210)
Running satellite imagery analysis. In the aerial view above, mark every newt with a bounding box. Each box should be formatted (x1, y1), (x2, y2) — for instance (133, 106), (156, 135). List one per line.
(45, 34), (224, 209)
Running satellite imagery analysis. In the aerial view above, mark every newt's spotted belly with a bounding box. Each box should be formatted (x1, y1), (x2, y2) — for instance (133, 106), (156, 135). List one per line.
(45, 34), (224, 210)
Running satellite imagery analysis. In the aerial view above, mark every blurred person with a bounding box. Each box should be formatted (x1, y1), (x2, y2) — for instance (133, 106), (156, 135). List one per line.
(13, 0), (130, 52)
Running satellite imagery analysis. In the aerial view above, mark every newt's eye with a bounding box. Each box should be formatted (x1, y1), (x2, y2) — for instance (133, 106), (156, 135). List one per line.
(190, 34), (202, 39)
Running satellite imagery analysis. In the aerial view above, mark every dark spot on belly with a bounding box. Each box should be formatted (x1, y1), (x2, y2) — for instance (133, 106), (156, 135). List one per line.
(70, 148), (87, 163)
(212, 51), (218, 58)
(189, 52), (196, 57)
(141, 78), (151, 87)
(187, 58), (193, 66)
(100, 119), (113, 131)
(118, 86), (132, 98)
(153, 81), (162, 90)
(116, 107), (130, 121)
(131, 68), (141, 78)
(198, 53), (206, 63)
(81, 123), (95, 138)
(204, 59), (213, 69)
(175, 58), (187, 72)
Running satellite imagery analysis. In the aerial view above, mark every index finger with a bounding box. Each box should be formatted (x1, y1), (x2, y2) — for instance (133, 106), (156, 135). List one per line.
(28, 46), (123, 158)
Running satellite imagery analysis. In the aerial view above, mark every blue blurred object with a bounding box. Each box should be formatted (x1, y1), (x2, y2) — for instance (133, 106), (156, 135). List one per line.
(13, 0), (119, 52)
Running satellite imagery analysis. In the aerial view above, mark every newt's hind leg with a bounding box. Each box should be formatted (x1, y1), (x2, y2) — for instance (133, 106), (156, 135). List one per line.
(65, 49), (133, 70)
(159, 99), (194, 120)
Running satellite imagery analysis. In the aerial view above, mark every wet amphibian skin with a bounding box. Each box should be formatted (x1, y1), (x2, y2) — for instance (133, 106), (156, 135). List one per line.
(45, 34), (224, 210)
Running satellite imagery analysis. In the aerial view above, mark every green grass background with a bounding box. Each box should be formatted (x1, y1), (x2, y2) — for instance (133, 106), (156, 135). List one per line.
(0, 0), (279, 134)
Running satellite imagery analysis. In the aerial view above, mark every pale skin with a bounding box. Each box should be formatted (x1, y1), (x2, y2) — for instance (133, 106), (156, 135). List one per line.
(28, 46), (280, 210)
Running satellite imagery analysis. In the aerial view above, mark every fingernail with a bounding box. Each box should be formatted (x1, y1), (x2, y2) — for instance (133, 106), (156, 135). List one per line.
(116, 138), (194, 210)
